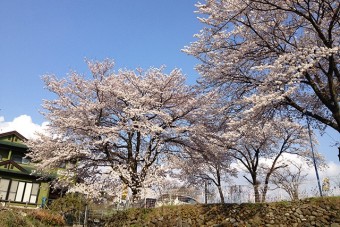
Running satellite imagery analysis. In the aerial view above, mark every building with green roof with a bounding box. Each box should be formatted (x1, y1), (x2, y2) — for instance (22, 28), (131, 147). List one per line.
(0, 131), (50, 207)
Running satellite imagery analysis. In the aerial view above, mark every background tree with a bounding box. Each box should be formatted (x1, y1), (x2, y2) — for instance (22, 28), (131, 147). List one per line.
(28, 59), (204, 201)
(270, 159), (308, 201)
(169, 92), (237, 204)
(224, 118), (311, 202)
(184, 0), (340, 134)
(171, 141), (236, 204)
(152, 174), (183, 199)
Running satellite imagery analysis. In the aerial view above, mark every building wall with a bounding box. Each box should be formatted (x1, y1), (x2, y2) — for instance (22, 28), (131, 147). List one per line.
(0, 173), (50, 207)
(0, 131), (51, 207)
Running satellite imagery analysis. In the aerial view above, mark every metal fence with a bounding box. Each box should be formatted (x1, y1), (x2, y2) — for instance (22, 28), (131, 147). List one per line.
(208, 175), (340, 204)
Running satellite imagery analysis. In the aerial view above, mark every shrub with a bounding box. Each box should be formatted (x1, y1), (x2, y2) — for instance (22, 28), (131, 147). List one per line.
(0, 209), (27, 227)
(49, 193), (87, 225)
(28, 209), (65, 226)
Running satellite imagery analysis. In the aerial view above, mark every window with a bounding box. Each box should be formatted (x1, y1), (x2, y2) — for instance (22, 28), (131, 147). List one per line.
(30, 183), (39, 203)
(0, 179), (39, 203)
(15, 182), (25, 202)
(8, 181), (18, 201)
(11, 155), (31, 164)
(22, 183), (32, 202)
(12, 155), (23, 164)
(0, 149), (9, 160)
(0, 179), (10, 200)
(22, 158), (30, 164)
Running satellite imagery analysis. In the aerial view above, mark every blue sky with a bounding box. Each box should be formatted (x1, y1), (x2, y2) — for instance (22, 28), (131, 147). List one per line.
(0, 0), (338, 164)
(0, 0), (200, 123)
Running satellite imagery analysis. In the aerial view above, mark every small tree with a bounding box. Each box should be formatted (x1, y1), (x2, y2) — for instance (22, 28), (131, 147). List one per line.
(172, 146), (235, 204)
(225, 118), (311, 202)
(270, 159), (308, 201)
(29, 59), (204, 201)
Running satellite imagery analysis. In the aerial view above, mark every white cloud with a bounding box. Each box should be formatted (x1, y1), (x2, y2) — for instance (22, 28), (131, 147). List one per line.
(320, 161), (340, 178)
(230, 152), (340, 185)
(0, 115), (48, 139)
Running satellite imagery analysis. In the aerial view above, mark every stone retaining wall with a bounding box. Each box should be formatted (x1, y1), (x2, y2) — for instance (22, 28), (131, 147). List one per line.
(105, 197), (340, 227)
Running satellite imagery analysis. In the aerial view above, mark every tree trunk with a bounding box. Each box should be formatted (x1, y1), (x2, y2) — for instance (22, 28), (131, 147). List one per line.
(131, 187), (141, 203)
(216, 167), (224, 204)
(253, 183), (261, 203)
(292, 190), (299, 201)
(261, 183), (268, 202)
(217, 185), (225, 204)
(291, 185), (299, 201)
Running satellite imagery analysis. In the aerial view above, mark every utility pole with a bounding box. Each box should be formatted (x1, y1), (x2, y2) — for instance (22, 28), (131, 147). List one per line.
(306, 116), (323, 197)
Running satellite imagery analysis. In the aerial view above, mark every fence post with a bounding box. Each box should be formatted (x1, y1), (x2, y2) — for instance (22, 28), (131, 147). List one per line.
(83, 203), (88, 227)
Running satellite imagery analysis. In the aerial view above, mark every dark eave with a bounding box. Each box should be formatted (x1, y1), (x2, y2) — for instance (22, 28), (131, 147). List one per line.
(0, 140), (28, 149)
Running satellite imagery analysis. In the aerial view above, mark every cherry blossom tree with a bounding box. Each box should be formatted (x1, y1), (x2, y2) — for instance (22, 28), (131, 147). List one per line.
(172, 92), (238, 203)
(224, 118), (311, 202)
(28, 59), (204, 201)
(184, 0), (340, 134)
(270, 159), (308, 201)
(171, 138), (236, 204)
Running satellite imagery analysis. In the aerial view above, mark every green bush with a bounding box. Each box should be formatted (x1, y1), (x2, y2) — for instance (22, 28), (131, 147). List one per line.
(49, 193), (87, 225)
(0, 209), (27, 227)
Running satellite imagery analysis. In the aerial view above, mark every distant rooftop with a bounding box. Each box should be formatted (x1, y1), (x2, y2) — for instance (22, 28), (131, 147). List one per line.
(0, 131), (27, 141)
